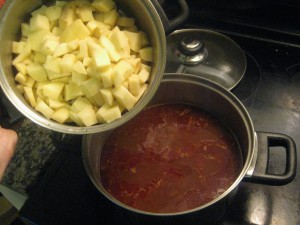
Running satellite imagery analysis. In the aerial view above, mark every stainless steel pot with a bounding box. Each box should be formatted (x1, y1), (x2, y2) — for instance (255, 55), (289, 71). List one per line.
(82, 73), (297, 224)
(0, 0), (188, 134)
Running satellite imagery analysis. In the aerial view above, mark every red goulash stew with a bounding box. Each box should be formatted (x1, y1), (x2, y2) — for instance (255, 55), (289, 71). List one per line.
(100, 104), (242, 213)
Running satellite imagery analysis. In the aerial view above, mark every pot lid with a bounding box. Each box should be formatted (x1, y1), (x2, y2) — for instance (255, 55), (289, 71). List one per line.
(165, 29), (247, 90)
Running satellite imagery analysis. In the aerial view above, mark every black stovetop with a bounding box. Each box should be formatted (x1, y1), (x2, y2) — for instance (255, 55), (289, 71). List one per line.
(19, 1), (300, 225)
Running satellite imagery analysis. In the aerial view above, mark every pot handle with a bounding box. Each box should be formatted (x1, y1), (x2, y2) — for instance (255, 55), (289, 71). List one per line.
(245, 132), (297, 185)
(151, 0), (189, 34)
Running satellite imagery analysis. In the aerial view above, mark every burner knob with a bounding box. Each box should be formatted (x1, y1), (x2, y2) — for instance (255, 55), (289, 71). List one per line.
(176, 37), (207, 65)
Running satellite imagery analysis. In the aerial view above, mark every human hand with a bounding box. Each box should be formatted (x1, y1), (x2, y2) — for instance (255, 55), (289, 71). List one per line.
(0, 127), (18, 182)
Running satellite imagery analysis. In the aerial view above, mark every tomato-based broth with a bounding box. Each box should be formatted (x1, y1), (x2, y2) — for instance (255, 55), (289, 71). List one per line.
(100, 104), (243, 213)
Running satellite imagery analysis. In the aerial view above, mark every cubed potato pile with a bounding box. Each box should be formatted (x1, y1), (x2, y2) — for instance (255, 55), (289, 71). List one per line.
(12, 0), (153, 126)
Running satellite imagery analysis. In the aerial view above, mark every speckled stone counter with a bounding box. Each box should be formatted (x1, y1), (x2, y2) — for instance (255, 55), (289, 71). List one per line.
(1, 118), (59, 194)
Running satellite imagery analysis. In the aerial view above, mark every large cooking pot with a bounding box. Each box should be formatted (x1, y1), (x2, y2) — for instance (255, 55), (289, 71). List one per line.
(82, 73), (297, 225)
(0, 0), (188, 134)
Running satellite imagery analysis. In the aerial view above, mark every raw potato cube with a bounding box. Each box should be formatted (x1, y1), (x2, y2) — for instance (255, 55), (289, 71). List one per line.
(12, 42), (31, 65)
(23, 86), (36, 107)
(96, 102), (121, 123)
(139, 47), (153, 62)
(12, 41), (26, 54)
(53, 43), (71, 57)
(77, 107), (98, 126)
(27, 62), (48, 82)
(34, 52), (47, 64)
(45, 5), (62, 21)
(71, 97), (92, 113)
(52, 107), (69, 123)
(21, 23), (30, 37)
(41, 38), (59, 55)
(15, 72), (28, 84)
(99, 35), (120, 62)
(128, 74), (140, 96)
(76, 6), (94, 22)
(112, 85), (137, 110)
(60, 19), (91, 42)
(30, 14), (50, 31)
(64, 82), (84, 101)
(27, 29), (51, 52)
(48, 98), (67, 109)
(60, 54), (76, 73)
(44, 57), (63, 80)
(100, 88), (114, 106)
(59, 4), (76, 29)
(72, 72), (88, 85)
(14, 63), (27, 75)
(72, 61), (87, 74)
(116, 17), (135, 27)
(92, 0), (116, 12)
(109, 28), (128, 49)
(81, 77), (101, 98)
(88, 92), (105, 107)
(23, 77), (35, 88)
(69, 111), (84, 126)
(42, 82), (65, 99)
(100, 68), (113, 88)
(112, 60), (133, 87)
(31, 5), (47, 17)
(103, 9), (118, 27)
(35, 100), (54, 119)
(138, 68), (150, 83)
(91, 48), (111, 71)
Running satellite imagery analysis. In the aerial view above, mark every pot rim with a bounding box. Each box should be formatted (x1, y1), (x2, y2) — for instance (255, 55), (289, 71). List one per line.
(82, 73), (257, 216)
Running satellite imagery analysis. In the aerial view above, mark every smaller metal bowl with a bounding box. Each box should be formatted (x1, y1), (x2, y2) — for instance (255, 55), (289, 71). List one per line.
(0, 0), (166, 134)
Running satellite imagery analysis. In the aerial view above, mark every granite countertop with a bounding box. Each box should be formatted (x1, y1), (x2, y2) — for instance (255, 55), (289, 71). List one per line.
(1, 118), (59, 194)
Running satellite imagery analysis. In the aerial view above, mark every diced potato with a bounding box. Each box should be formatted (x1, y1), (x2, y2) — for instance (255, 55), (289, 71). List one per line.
(77, 106), (98, 126)
(71, 97), (92, 113)
(124, 31), (142, 53)
(116, 17), (135, 27)
(27, 29), (51, 52)
(44, 57), (64, 80)
(53, 43), (71, 57)
(103, 9), (118, 27)
(52, 107), (70, 123)
(27, 62), (48, 82)
(15, 72), (28, 84)
(48, 98), (67, 109)
(35, 100), (54, 119)
(135, 83), (148, 102)
(12, 42), (31, 65)
(59, 4), (76, 29)
(14, 63), (27, 75)
(72, 61), (87, 74)
(41, 38), (60, 55)
(81, 77), (101, 98)
(96, 102), (121, 123)
(45, 5), (63, 21)
(23, 86), (36, 107)
(42, 82), (65, 99)
(92, 0), (116, 12)
(128, 74), (140, 96)
(139, 47), (153, 62)
(77, 40), (89, 59)
(91, 48), (111, 71)
(60, 54), (76, 73)
(109, 28), (128, 49)
(30, 14), (50, 31)
(99, 68), (113, 88)
(31, 5), (47, 17)
(72, 72), (88, 85)
(112, 60), (133, 87)
(34, 52), (47, 64)
(98, 35), (120, 62)
(138, 67), (150, 83)
(21, 23), (30, 37)
(12, 41), (26, 54)
(112, 85), (136, 110)
(76, 6), (94, 22)
(23, 77), (36, 88)
(64, 82), (84, 101)
(60, 19), (91, 42)
(88, 92), (105, 107)
(100, 88), (114, 106)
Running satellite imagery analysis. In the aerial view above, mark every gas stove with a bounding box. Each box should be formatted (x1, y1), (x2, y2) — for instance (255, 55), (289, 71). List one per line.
(17, 1), (300, 225)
